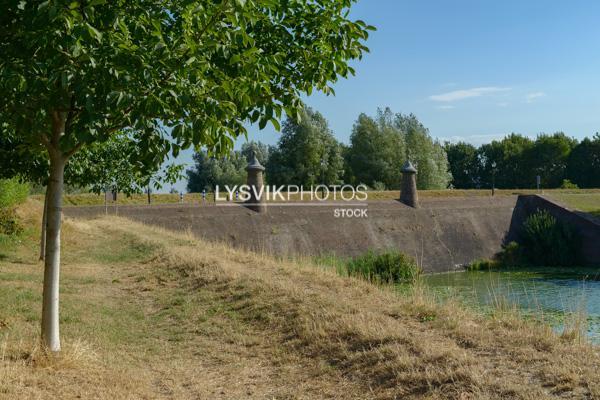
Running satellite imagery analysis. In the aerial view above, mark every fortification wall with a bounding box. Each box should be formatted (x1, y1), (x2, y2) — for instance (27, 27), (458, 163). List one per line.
(65, 196), (519, 272)
(508, 195), (600, 266)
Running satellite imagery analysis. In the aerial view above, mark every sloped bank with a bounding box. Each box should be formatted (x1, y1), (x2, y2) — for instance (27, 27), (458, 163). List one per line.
(64, 194), (600, 272)
(4, 201), (600, 399)
(64, 196), (515, 272)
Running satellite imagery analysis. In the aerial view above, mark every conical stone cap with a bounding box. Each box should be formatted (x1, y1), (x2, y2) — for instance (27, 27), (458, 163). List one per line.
(246, 155), (265, 171)
(401, 160), (417, 174)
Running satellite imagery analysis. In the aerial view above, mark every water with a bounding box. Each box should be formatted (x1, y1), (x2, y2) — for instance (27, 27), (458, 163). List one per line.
(421, 268), (600, 343)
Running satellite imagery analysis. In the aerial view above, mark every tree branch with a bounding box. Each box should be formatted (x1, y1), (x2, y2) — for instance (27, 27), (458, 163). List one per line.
(64, 141), (84, 161)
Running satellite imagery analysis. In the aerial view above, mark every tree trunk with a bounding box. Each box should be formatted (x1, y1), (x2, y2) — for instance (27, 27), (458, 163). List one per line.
(41, 153), (65, 352)
(39, 188), (49, 261)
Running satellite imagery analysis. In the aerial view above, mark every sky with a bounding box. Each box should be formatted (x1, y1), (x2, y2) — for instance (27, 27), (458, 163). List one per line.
(169, 0), (600, 192)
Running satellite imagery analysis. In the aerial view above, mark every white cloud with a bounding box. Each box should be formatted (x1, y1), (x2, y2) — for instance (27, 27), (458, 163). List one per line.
(436, 105), (455, 110)
(429, 87), (511, 102)
(526, 92), (546, 103)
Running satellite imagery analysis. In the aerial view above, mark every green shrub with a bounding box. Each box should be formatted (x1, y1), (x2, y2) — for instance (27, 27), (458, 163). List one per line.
(560, 179), (579, 189)
(0, 178), (29, 208)
(521, 209), (579, 266)
(497, 241), (522, 267)
(0, 208), (23, 236)
(347, 250), (421, 283)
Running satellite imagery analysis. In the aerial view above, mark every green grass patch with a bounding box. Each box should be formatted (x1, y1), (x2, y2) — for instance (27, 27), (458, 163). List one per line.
(347, 250), (421, 283)
(0, 179), (29, 209)
(314, 250), (422, 284)
(548, 193), (600, 217)
(82, 232), (155, 264)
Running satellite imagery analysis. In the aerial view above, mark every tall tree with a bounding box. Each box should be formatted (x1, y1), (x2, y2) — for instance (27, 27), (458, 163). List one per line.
(525, 132), (578, 188)
(187, 140), (269, 192)
(186, 150), (247, 192)
(566, 134), (600, 188)
(1, 0), (372, 351)
(477, 134), (534, 189)
(444, 142), (479, 189)
(345, 109), (404, 188)
(346, 109), (450, 190)
(396, 113), (450, 189)
(266, 108), (345, 187)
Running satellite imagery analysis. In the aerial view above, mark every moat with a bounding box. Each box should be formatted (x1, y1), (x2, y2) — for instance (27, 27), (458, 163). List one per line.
(423, 268), (600, 343)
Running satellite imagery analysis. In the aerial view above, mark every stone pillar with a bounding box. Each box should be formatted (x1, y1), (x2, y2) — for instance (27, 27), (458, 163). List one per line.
(245, 155), (267, 213)
(400, 161), (419, 208)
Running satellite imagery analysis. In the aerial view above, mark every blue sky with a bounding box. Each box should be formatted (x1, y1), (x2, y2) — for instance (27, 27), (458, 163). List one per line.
(170, 0), (600, 192)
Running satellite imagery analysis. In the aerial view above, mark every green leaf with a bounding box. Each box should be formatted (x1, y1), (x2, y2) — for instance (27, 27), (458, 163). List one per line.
(270, 118), (280, 131)
(86, 23), (103, 43)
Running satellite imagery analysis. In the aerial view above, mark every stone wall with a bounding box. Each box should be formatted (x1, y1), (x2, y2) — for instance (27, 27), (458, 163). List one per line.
(508, 195), (600, 267)
(65, 196), (522, 272)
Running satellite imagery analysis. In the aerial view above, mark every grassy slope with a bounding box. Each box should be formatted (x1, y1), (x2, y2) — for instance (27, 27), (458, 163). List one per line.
(1, 201), (600, 399)
(547, 193), (600, 217)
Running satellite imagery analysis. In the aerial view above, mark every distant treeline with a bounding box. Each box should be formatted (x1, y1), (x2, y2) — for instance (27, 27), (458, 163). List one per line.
(187, 108), (600, 191)
(445, 133), (600, 189)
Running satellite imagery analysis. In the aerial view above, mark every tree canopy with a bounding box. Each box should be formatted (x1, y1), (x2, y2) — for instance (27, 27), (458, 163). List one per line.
(566, 134), (600, 188)
(345, 108), (450, 190)
(444, 141), (479, 189)
(1, 0), (373, 352)
(266, 108), (345, 187)
(186, 150), (247, 192)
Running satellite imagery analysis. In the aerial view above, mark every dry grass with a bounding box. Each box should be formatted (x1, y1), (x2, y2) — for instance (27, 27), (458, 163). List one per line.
(1, 200), (599, 399)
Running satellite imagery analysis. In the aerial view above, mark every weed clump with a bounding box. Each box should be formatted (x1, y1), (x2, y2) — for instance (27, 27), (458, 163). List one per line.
(0, 178), (29, 209)
(521, 209), (580, 266)
(0, 179), (28, 237)
(347, 250), (421, 284)
(0, 208), (23, 236)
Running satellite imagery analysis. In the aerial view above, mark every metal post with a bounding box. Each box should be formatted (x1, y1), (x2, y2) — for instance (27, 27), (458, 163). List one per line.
(491, 161), (496, 196)
(320, 158), (326, 196)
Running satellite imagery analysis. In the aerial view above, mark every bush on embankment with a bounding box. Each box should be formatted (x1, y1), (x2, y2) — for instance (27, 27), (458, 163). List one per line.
(467, 209), (581, 270)
(0, 178), (29, 236)
(521, 209), (580, 266)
